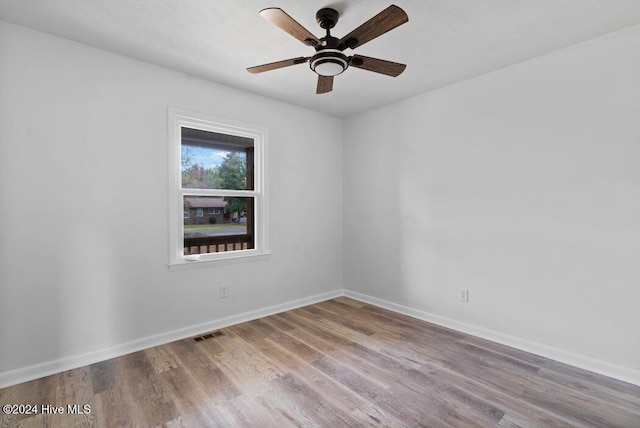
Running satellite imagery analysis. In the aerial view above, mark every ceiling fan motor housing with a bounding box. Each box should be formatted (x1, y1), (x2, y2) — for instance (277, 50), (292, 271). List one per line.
(310, 8), (348, 76)
(310, 49), (348, 76)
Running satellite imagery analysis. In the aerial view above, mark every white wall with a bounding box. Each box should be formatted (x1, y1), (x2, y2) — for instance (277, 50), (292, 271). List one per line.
(344, 26), (640, 383)
(0, 21), (343, 384)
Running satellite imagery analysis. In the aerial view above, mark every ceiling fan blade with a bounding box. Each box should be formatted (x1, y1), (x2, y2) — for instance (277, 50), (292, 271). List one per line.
(349, 55), (406, 77)
(260, 8), (321, 47)
(247, 57), (309, 74)
(339, 5), (408, 50)
(316, 75), (334, 94)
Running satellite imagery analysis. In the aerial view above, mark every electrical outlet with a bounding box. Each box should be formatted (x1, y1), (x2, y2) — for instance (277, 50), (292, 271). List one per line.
(220, 284), (229, 298)
(460, 288), (469, 303)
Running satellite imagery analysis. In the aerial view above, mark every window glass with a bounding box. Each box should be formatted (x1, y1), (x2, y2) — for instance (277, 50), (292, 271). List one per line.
(181, 128), (253, 191)
(182, 195), (255, 255)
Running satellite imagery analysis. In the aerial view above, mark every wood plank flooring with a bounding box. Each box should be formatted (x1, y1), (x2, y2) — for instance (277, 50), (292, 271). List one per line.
(1, 297), (639, 427)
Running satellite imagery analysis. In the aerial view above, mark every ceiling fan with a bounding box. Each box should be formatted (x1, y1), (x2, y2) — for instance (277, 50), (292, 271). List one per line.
(247, 5), (409, 94)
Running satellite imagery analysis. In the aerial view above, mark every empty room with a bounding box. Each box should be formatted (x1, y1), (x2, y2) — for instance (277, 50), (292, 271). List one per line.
(1, 1), (639, 427)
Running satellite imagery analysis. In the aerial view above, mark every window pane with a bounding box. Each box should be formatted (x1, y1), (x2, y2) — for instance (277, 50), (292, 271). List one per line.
(181, 127), (253, 190)
(183, 196), (255, 255)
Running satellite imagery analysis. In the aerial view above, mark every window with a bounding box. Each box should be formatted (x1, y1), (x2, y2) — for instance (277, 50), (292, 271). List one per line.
(169, 108), (269, 266)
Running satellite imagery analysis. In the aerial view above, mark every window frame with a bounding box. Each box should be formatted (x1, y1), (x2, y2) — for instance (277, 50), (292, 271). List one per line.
(168, 107), (269, 267)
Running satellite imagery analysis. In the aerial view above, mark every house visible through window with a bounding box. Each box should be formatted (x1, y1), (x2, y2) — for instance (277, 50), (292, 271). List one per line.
(169, 108), (268, 266)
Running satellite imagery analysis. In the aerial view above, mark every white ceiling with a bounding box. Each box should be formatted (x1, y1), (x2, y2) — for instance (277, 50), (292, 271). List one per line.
(2, 0), (640, 118)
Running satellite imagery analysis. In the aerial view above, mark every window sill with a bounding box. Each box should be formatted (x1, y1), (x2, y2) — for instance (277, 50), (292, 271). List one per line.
(168, 251), (271, 271)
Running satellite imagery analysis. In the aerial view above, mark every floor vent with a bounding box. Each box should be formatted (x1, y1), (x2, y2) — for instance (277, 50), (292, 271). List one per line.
(192, 330), (224, 343)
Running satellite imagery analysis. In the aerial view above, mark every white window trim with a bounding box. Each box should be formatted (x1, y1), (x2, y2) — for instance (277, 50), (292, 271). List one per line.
(168, 107), (270, 268)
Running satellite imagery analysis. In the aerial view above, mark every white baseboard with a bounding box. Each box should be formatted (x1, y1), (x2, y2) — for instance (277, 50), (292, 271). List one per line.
(344, 290), (640, 387)
(3, 288), (638, 389)
(0, 289), (343, 389)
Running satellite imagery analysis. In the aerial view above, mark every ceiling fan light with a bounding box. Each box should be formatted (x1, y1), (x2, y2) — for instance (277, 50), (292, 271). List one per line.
(314, 61), (345, 76)
(310, 49), (348, 76)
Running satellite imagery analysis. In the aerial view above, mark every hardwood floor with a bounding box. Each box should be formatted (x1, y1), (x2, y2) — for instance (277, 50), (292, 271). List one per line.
(1, 297), (639, 427)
